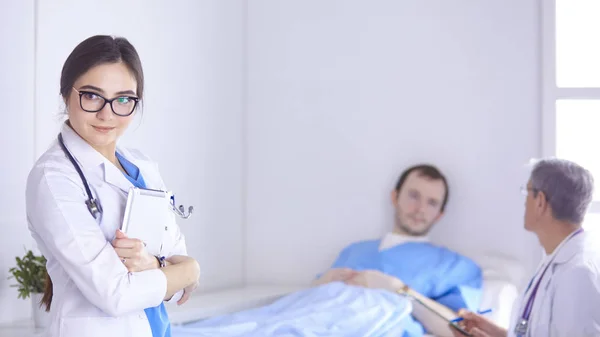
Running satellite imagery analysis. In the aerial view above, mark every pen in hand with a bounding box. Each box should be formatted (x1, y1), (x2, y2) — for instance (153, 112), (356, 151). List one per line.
(450, 309), (492, 323)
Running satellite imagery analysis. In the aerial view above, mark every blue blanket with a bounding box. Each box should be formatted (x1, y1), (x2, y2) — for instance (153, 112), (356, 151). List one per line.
(171, 282), (425, 337)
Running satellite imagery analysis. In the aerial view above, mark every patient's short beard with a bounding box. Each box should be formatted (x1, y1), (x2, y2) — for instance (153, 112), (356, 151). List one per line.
(398, 223), (431, 237)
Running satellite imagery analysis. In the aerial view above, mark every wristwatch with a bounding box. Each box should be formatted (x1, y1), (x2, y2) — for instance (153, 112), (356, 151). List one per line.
(155, 255), (166, 268)
(397, 284), (411, 294)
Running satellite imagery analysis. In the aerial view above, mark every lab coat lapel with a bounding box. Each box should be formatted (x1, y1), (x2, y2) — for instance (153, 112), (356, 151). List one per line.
(60, 122), (134, 193)
(59, 123), (105, 169)
(102, 162), (133, 193)
(116, 147), (163, 190)
(544, 230), (588, 295)
(552, 230), (587, 265)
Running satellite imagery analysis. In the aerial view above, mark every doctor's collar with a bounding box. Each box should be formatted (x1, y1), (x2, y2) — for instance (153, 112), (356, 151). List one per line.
(59, 122), (110, 169)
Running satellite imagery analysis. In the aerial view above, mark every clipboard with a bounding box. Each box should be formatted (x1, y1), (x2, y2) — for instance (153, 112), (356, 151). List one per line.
(121, 187), (172, 256)
(400, 288), (473, 337)
(409, 296), (473, 336)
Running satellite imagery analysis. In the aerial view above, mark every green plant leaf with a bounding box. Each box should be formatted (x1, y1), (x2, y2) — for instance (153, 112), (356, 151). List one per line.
(6, 250), (47, 299)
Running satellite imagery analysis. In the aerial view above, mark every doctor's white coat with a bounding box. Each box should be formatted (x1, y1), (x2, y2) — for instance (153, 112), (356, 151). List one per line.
(25, 124), (187, 337)
(507, 230), (600, 337)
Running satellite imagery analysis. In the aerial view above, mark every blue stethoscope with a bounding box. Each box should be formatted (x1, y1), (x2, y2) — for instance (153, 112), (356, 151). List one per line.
(513, 228), (584, 336)
(57, 133), (193, 220)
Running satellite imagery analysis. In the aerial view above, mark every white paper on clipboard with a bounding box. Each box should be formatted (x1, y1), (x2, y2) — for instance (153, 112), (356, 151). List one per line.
(121, 187), (171, 256)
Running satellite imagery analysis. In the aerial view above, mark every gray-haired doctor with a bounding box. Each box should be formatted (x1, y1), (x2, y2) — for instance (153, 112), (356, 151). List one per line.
(452, 158), (600, 337)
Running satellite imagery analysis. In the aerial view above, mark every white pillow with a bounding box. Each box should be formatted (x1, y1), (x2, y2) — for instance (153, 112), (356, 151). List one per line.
(475, 253), (526, 286)
(479, 278), (519, 329)
(475, 253), (525, 329)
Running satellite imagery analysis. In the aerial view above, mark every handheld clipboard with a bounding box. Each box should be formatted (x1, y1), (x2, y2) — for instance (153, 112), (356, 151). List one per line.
(449, 322), (473, 337)
(121, 187), (171, 256)
(412, 297), (472, 336)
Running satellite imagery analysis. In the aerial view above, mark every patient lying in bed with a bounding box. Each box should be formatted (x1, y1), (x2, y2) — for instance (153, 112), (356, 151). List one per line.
(310, 164), (483, 333)
(172, 164), (482, 336)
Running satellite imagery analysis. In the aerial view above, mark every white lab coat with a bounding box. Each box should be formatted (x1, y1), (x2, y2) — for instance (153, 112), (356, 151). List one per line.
(507, 230), (600, 337)
(25, 123), (187, 337)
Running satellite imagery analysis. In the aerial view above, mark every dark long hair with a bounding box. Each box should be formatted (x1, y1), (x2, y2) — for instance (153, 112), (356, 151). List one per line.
(42, 35), (144, 312)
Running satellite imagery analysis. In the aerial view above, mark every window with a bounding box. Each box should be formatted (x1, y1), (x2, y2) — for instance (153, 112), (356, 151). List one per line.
(543, 0), (600, 229)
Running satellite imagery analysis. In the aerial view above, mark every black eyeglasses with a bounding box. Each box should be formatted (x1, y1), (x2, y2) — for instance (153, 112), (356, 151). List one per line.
(72, 87), (139, 117)
(520, 186), (538, 196)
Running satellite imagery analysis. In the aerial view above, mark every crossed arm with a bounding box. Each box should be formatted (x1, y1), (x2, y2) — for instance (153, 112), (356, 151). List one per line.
(29, 167), (200, 316)
(111, 229), (200, 304)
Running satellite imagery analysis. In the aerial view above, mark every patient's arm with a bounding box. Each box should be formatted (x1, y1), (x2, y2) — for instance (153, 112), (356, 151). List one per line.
(345, 269), (403, 291)
(346, 270), (460, 337)
(311, 268), (357, 286)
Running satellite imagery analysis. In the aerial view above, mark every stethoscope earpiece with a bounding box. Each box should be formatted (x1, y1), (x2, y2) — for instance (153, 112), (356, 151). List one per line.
(174, 204), (194, 219)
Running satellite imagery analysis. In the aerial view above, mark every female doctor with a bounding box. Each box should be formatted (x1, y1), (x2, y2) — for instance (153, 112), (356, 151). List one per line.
(450, 158), (600, 337)
(25, 35), (200, 337)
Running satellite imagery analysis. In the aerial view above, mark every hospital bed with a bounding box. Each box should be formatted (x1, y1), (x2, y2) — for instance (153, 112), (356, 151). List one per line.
(165, 253), (524, 336)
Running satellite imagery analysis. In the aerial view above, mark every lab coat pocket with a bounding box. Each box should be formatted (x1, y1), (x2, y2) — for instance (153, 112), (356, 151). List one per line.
(60, 315), (151, 337)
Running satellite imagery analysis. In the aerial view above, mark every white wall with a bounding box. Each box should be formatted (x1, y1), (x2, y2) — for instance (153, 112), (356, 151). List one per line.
(245, 0), (542, 288)
(0, 0), (244, 324)
(1, 0), (544, 326)
(0, 0), (36, 324)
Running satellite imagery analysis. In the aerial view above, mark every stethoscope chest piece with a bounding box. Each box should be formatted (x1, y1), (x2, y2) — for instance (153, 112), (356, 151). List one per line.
(86, 198), (103, 219)
(514, 319), (528, 336)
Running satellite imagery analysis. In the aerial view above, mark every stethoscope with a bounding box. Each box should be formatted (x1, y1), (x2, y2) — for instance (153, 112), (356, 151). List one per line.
(513, 228), (584, 336)
(57, 133), (193, 220)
